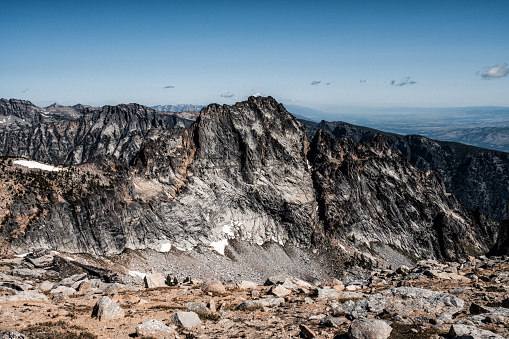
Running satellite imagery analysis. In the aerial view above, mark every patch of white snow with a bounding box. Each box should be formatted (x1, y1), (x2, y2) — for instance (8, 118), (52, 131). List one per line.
(13, 159), (65, 172)
(159, 243), (172, 252)
(222, 224), (235, 237)
(128, 271), (146, 278)
(14, 252), (31, 258)
(210, 239), (228, 255)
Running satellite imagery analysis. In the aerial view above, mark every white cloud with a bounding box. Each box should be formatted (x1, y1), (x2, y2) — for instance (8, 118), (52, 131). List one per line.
(220, 92), (235, 98)
(481, 63), (509, 78)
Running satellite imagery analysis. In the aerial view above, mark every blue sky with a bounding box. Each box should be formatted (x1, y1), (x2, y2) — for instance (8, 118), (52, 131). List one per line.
(1, 0), (508, 109)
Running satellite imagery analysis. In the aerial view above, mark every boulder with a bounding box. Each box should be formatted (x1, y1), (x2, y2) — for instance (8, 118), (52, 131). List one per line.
(185, 302), (210, 313)
(448, 324), (504, 339)
(299, 324), (317, 338)
(201, 279), (226, 295)
(237, 298), (284, 310)
(144, 273), (166, 288)
(26, 255), (54, 268)
(459, 307), (509, 326)
(343, 287), (463, 322)
(91, 296), (125, 320)
(171, 311), (202, 329)
(313, 288), (363, 300)
(136, 319), (178, 338)
(11, 268), (41, 279)
(49, 286), (75, 296)
(237, 280), (258, 290)
(0, 290), (49, 302)
(0, 330), (28, 339)
(269, 285), (291, 297)
(348, 319), (392, 339)
(38, 281), (54, 292)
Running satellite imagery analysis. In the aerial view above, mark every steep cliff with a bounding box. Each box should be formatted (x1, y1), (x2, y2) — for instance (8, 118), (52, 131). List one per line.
(301, 120), (509, 220)
(308, 130), (499, 262)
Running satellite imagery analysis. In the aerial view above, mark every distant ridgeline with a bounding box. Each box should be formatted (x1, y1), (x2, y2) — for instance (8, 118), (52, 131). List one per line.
(0, 97), (508, 279)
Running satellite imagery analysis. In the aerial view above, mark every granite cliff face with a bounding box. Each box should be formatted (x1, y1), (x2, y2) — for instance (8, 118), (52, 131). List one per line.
(309, 130), (499, 263)
(302, 120), (509, 220)
(0, 97), (503, 278)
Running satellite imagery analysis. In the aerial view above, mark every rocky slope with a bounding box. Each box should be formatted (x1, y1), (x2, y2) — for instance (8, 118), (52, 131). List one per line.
(0, 97), (503, 279)
(0, 251), (508, 339)
(301, 120), (509, 220)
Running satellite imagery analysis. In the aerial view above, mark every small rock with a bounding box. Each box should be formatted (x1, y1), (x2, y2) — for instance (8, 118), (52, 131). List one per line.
(269, 284), (291, 297)
(102, 283), (127, 294)
(50, 286), (75, 296)
(299, 324), (317, 338)
(171, 311), (202, 329)
(208, 298), (216, 312)
(502, 298), (509, 308)
(136, 319), (178, 338)
(185, 302), (210, 313)
(38, 281), (54, 293)
(11, 268), (41, 279)
(308, 314), (326, 320)
(320, 316), (348, 328)
(237, 280), (258, 290)
(0, 330), (28, 339)
(144, 273), (166, 288)
(348, 318), (392, 339)
(91, 296), (125, 320)
(470, 302), (493, 315)
(77, 281), (93, 293)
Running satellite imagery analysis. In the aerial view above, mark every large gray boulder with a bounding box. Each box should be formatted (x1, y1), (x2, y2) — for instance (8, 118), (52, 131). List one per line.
(237, 298), (285, 310)
(91, 296), (125, 320)
(0, 330), (28, 339)
(348, 319), (392, 339)
(458, 307), (509, 326)
(448, 324), (505, 339)
(0, 290), (49, 303)
(171, 311), (202, 329)
(136, 319), (178, 338)
(144, 273), (166, 288)
(185, 302), (210, 313)
(338, 287), (463, 323)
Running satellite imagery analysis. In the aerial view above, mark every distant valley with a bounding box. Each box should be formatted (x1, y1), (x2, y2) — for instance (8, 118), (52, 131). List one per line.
(287, 105), (509, 153)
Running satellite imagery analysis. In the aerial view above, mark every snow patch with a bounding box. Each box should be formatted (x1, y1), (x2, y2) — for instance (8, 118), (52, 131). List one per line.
(14, 252), (31, 258)
(65, 256), (74, 261)
(339, 244), (346, 251)
(13, 159), (65, 172)
(128, 271), (146, 278)
(159, 243), (172, 252)
(51, 251), (60, 255)
(210, 239), (228, 255)
(222, 224), (234, 237)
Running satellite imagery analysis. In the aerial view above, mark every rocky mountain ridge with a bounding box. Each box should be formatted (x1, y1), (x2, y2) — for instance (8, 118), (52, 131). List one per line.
(0, 99), (193, 165)
(0, 96), (505, 280)
(301, 119), (509, 221)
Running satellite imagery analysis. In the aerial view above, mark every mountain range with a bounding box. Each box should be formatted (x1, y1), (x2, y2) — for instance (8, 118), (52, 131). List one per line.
(0, 97), (507, 281)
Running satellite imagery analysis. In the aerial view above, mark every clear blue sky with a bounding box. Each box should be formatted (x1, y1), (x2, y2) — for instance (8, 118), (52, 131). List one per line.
(1, 0), (508, 109)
